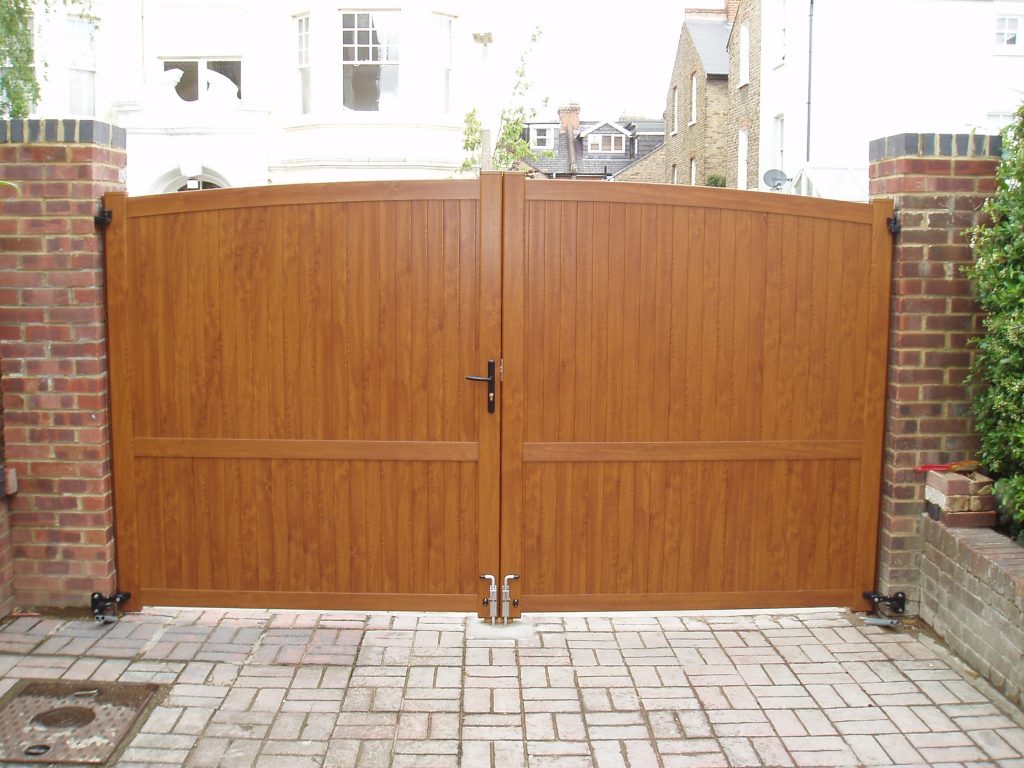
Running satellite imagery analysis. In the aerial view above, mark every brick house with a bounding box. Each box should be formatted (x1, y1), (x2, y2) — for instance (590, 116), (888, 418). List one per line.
(658, 8), (734, 187)
(659, 0), (1024, 199)
(520, 104), (664, 180)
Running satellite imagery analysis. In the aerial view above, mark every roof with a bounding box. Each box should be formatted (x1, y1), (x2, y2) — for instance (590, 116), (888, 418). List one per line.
(631, 120), (665, 133)
(686, 19), (731, 76)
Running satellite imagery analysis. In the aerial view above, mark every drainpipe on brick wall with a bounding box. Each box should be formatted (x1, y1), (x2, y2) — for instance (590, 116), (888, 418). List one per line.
(806, 0), (815, 163)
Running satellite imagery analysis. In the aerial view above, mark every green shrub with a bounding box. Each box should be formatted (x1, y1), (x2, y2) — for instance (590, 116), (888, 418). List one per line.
(966, 104), (1024, 542)
(706, 174), (726, 187)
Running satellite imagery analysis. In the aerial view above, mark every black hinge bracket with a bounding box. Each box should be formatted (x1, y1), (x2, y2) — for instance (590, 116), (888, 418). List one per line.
(94, 209), (113, 228)
(863, 590), (906, 614)
(886, 213), (901, 236)
(91, 591), (130, 623)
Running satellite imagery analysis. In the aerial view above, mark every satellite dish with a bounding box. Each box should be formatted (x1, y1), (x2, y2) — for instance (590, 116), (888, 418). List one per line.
(763, 169), (790, 190)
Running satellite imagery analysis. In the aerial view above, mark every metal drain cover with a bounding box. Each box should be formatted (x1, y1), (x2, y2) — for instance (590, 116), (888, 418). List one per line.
(0, 680), (158, 765)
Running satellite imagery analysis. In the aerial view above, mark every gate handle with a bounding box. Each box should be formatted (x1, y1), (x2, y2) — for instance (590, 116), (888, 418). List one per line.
(466, 360), (496, 414)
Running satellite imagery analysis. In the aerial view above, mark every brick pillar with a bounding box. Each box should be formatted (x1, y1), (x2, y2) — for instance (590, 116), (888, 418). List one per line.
(0, 119), (126, 609)
(868, 132), (1000, 613)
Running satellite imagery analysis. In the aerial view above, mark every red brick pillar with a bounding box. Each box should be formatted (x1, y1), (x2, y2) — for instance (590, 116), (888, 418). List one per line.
(0, 119), (126, 609)
(868, 132), (1000, 612)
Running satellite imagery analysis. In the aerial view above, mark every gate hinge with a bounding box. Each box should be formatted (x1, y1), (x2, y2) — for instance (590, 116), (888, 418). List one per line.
(94, 208), (113, 228)
(91, 591), (130, 623)
(863, 590), (906, 614)
(886, 213), (901, 236)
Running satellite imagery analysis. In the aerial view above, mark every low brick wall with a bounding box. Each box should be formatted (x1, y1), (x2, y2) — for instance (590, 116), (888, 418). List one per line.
(920, 517), (1024, 707)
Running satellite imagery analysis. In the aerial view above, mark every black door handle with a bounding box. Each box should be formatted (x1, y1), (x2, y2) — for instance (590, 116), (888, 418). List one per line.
(466, 360), (496, 413)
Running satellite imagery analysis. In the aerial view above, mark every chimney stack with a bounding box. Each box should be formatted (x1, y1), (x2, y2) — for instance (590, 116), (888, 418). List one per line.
(558, 103), (581, 135)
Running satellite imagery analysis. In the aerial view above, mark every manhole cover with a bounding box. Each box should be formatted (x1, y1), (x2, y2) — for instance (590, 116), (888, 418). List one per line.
(0, 680), (159, 765)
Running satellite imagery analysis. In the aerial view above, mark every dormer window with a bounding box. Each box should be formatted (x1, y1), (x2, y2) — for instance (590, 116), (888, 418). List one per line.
(588, 134), (625, 153)
(531, 126), (554, 150)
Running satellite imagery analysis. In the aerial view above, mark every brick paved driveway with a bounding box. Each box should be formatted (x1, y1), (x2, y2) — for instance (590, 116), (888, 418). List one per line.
(0, 608), (1020, 767)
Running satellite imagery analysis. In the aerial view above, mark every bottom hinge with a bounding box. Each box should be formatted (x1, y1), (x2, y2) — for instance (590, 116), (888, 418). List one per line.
(91, 591), (131, 623)
(863, 590), (906, 614)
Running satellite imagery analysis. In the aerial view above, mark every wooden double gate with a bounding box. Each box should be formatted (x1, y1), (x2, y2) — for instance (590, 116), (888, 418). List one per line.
(104, 175), (893, 616)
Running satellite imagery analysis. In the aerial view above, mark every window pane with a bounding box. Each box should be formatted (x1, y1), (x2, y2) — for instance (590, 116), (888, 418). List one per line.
(165, 60), (199, 101)
(298, 17), (309, 66)
(69, 69), (94, 115)
(300, 67), (311, 113)
(67, 16), (96, 69)
(208, 60), (242, 99)
(343, 30), (354, 45)
(343, 62), (398, 110)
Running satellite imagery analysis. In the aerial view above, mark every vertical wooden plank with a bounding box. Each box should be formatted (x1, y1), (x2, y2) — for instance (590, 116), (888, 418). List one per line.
(759, 214), (783, 440)
(556, 202), (577, 595)
(498, 173), (524, 614)
(698, 209), (720, 440)
(349, 460), (367, 593)
(442, 201), (461, 593)
(103, 193), (142, 607)
(745, 213), (767, 440)
(539, 201), (560, 594)
(713, 209), (736, 442)
(333, 461), (352, 593)
(683, 209), (704, 440)
(192, 460), (214, 590)
(821, 220), (845, 440)
(136, 460), (162, 589)
(330, 204), (349, 441)
(730, 212), (751, 440)
(270, 459), (287, 591)
(346, 204), (366, 439)
(426, 461), (444, 592)
(282, 207), (301, 439)
(853, 200), (895, 608)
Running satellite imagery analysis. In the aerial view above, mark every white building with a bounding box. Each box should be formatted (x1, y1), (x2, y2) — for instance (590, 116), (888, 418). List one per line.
(756, 0), (1024, 199)
(28, 0), (482, 194)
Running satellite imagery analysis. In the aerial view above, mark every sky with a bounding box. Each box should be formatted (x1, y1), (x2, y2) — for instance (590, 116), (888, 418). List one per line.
(465, 2), (689, 122)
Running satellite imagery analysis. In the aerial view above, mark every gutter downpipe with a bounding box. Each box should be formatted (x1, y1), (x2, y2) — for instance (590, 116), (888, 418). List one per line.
(806, 0), (814, 163)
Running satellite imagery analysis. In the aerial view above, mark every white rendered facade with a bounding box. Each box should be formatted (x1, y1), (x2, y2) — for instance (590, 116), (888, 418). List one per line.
(754, 0), (1024, 199)
(28, 0), (477, 194)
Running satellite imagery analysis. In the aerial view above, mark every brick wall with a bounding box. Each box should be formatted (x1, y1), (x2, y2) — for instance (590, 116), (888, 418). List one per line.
(867, 132), (1000, 612)
(662, 21), (732, 186)
(0, 496), (12, 617)
(613, 144), (667, 183)
(725, 0), (761, 189)
(0, 119), (126, 608)
(920, 518), (1024, 707)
